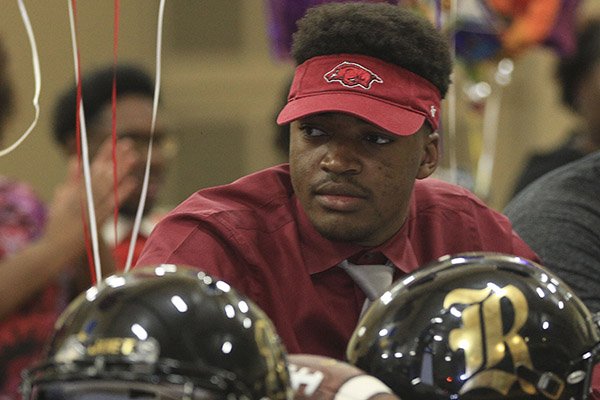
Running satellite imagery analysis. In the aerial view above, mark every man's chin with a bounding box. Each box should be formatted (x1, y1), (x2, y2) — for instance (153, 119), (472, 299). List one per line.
(314, 222), (370, 244)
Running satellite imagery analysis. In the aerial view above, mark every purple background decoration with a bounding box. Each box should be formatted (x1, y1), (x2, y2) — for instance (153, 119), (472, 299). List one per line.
(265, 0), (402, 61)
(543, 0), (582, 57)
(265, 0), (582, 62)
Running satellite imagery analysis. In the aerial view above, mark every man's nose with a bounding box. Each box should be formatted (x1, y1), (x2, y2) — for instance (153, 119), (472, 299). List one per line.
(319, 140), (362, 175)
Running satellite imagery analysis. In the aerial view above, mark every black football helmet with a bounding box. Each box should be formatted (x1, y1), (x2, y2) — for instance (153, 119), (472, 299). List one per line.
(21, 265), (292, 400)
(346, 252), (600, 399)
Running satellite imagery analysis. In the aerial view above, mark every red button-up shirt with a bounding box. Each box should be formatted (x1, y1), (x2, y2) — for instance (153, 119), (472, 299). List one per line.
(136, 164), (539, 359)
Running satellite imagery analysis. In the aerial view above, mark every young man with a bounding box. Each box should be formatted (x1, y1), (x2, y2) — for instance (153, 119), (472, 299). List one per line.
(136, 2), (538, 360)
(52, 64), (174, 268)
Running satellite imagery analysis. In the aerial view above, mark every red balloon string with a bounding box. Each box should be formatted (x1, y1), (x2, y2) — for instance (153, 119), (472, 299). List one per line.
(71, 0), (97, 285)
(111, 0), (121, 265)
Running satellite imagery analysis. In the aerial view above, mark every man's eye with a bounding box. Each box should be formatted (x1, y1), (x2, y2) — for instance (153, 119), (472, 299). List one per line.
(301, 126), (327, 137)
(365, 134), (392, 145)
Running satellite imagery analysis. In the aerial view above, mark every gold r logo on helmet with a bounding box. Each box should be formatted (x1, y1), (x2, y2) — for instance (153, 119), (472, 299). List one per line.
(444, 285), (536, 396)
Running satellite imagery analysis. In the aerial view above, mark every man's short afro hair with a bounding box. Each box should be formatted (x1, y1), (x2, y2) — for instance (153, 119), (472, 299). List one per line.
(53, 63), (154, 147)
(291, 2), (452, 98)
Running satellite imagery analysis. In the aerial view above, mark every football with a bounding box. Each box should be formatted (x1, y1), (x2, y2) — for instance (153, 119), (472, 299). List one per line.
(288, 354), (401, 400)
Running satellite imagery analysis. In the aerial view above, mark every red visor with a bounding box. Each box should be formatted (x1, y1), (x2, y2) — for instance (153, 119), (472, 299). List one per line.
(277, 54), (441, 136)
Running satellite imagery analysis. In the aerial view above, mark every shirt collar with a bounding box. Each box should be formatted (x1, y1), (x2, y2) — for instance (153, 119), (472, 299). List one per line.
(378, 193), (420, 274)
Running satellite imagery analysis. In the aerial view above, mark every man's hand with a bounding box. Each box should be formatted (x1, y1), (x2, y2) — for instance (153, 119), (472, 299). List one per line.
(45, 138), (141, 264)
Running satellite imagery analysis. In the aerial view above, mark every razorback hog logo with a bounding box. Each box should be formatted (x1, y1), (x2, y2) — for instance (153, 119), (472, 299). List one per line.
(324, 62), (383, 89)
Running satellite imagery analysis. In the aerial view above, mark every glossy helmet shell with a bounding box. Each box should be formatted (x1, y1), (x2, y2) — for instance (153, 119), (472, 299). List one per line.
(346, 252), (600, 399)
(22, 265), (291, 400)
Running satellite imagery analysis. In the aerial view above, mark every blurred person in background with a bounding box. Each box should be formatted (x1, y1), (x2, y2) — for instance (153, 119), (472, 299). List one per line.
(505, 151), (600, 315)
(52, 63), (175, 268)
(0, 39), (139, 399)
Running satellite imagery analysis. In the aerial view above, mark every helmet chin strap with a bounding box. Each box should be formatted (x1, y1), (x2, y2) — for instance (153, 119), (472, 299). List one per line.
(515, 364), (565, 400)
(515, 336), (600, 400)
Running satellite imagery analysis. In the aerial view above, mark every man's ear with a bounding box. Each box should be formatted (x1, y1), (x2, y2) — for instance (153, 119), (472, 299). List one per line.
(416, 132), (439, 179)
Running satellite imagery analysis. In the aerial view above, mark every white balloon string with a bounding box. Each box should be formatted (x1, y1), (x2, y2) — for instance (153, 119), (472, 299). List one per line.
(474, 59), (512, 202)
(474, 86), (501, 201)
(68, 0), (103, 283)
(124, 0), (166, 272)
(0, 0), (41, 158)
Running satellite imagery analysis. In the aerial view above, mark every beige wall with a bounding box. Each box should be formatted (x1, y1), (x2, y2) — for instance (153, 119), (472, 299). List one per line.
(0, 0), (293, 209)
(1, 1), (599, 211)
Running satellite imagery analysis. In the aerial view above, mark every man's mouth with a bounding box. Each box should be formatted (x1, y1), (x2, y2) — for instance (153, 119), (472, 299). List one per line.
(313, 183), (368, 212)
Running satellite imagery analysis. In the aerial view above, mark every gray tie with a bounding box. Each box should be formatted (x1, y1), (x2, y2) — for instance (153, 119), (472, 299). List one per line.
(338, 257), (395, 315)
